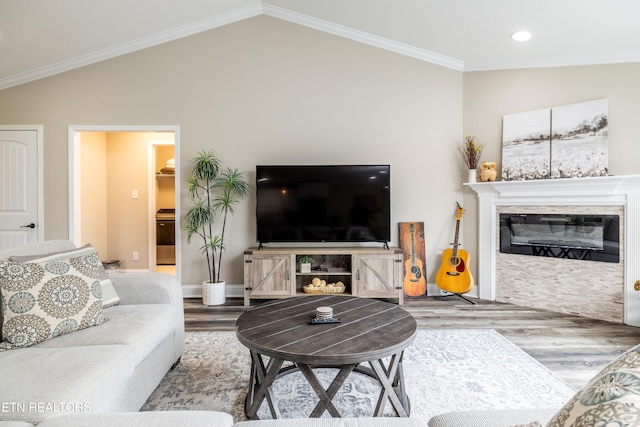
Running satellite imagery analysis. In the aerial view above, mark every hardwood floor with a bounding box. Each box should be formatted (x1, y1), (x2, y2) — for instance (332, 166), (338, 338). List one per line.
(183, 297), (640, 389)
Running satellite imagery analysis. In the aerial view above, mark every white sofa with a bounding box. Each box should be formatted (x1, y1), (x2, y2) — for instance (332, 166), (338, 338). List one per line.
(0, 413), (430, 427)
(4, 241), (635, 427)
(0, 411), (555, 427)
(0, 240), (185, 425)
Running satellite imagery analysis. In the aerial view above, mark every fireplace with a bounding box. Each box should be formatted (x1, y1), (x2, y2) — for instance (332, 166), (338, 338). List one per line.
(466, 175), (640, 326)
(499, 213), (619, 263)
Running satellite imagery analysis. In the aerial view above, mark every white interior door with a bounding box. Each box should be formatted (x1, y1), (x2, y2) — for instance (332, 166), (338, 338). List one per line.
(0, 127), (43, 250)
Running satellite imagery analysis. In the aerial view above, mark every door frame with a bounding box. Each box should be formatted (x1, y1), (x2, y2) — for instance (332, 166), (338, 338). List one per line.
(0, 124), (44, 243)
(148, 139), (176, 268)
(68, 125), (181, 281)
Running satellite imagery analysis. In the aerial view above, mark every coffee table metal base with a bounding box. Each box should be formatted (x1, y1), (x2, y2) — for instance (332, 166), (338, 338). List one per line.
(244, 349), (410, 419)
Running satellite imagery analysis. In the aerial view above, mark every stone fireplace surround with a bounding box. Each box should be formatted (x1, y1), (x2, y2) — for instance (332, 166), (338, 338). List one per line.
(467, 175), (640, 327)
(496, 204), (624, 323)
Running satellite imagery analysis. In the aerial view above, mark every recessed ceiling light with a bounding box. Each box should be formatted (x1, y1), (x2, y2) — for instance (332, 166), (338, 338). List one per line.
(511, 30), (531, 42)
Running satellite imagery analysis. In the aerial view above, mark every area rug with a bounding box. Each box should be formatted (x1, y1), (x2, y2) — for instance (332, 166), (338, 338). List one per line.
(142, 329), (575, 421)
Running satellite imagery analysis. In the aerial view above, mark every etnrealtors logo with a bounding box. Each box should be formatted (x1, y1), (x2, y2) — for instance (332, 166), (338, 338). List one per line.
(1, 402), (91, 413)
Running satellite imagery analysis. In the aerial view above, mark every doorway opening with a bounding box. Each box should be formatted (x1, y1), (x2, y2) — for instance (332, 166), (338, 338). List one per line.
(150, 140), (176, 276)
(68, 125), (180, 281)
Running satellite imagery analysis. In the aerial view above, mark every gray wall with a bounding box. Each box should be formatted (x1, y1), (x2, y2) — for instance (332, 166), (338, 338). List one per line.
(2, 14), (638, 293)
(0, 16), (464, 290)
(462, 64), (640, 283)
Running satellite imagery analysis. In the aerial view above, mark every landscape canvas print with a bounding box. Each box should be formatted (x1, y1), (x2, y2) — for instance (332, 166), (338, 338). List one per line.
(502, 99), (609, 181)
(550, 99), (608, 178)
(502, 108), (551, 181)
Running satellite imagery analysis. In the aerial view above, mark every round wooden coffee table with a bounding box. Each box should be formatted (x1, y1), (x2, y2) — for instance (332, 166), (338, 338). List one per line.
(235, 295), (417, 419)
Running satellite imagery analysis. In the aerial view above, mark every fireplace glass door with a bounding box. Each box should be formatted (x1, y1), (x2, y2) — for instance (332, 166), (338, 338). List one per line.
(500, 213), (619, 263)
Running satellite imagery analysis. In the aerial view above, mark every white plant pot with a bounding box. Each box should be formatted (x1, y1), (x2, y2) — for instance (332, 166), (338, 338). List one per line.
(202, 280), (226, 306)
(300, 263), (311, 273)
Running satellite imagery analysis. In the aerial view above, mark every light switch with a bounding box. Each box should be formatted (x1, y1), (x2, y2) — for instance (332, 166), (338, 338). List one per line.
(132, 190), (138, 199)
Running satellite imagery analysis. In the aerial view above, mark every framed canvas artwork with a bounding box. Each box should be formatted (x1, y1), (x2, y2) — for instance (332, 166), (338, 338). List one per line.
(502, 108), (551, 181)
(502, 99), (609, 181)
(551, 98), (608, 178)
(399, 222), (427, 298)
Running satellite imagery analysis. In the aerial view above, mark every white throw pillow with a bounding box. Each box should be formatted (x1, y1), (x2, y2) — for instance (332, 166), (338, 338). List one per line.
(10, 244), (120, 308)
(0, 247), (107, 351)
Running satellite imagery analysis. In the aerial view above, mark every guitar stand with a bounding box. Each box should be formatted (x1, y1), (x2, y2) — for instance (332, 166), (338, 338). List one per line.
(435, 292), (476, 305)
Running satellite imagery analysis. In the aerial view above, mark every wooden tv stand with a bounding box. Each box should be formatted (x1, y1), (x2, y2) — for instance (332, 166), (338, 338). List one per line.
(243, 246), (404, 306)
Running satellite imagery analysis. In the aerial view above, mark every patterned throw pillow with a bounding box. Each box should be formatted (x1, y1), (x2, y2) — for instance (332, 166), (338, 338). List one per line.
(546, 344), (640, 426)
(0, 248), (107, 351)
(10, 244), (120, 308)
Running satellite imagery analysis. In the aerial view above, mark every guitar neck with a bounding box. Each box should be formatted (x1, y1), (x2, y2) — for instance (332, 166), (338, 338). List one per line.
(409, 224), (416, 263)
(452, 219), (461, 257)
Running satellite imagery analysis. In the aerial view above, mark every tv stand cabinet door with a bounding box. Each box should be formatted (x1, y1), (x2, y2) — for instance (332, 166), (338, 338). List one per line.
(353, 253), (404, 304)
(244, 253), (294, 305)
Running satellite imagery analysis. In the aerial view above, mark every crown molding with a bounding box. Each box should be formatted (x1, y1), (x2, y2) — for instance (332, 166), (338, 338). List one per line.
(0, 4), (264, 91)
(464, 49), (640, 72)
(2, 3), (637, 90)
(262, 4), (465, 71)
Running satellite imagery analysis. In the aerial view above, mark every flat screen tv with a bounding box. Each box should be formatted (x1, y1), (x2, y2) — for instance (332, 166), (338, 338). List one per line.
(256, 165), (391, 244)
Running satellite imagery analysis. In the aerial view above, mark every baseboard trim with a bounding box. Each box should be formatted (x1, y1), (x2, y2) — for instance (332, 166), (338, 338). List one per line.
(181, 283), (244, 299)
(180, 283), (478, 300)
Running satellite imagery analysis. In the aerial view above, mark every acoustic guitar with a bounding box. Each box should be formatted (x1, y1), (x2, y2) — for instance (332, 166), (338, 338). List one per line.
(435, 203), (474, 295)
(403, 223), (427, 296)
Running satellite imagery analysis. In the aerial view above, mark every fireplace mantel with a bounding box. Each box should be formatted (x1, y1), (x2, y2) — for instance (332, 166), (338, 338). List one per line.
(466, 175), (640, 326)
(467, 175), (640, 199)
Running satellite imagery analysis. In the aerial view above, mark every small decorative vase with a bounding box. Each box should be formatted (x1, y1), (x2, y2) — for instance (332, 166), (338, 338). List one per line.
(468, 169), (477, 183)
(202, 280), (226, 306)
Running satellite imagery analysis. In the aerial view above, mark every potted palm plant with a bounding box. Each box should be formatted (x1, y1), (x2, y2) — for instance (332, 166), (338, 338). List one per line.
(183, 149), (249, 306)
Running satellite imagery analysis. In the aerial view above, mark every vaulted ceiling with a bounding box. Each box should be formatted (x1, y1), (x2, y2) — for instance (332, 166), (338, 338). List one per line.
(1, 0), (639, 90)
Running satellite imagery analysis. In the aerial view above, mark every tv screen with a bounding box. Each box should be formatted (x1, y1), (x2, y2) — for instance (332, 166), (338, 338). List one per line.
(256, 165), (391, 243)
